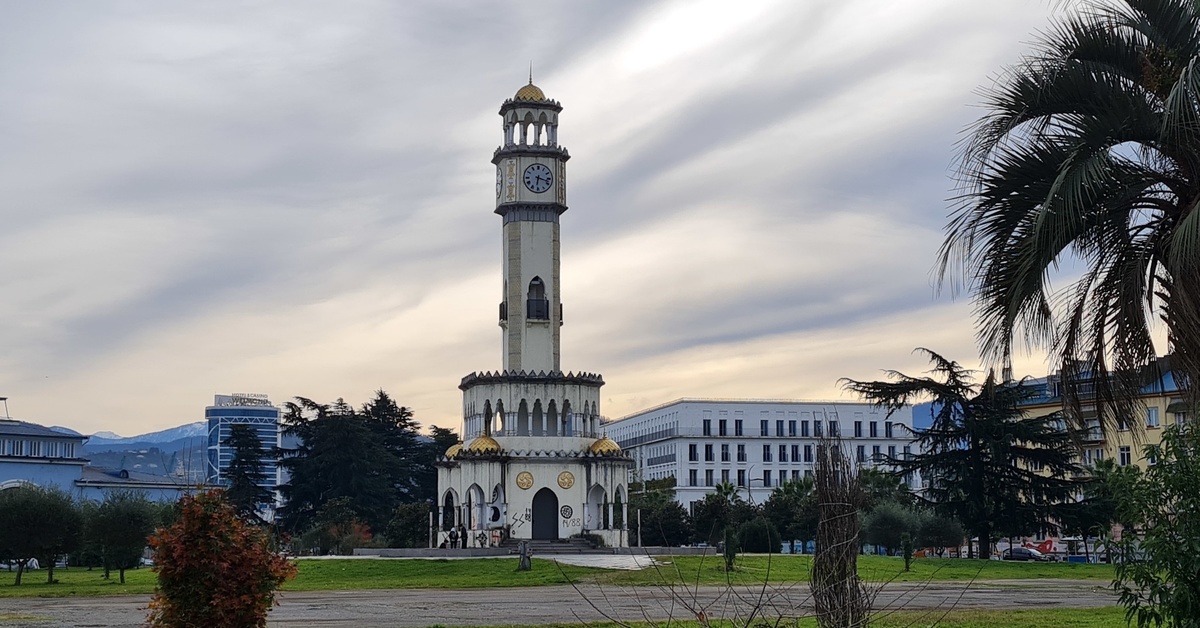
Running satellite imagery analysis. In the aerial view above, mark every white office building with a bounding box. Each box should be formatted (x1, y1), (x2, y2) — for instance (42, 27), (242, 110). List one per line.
(604, 399), (920, 509)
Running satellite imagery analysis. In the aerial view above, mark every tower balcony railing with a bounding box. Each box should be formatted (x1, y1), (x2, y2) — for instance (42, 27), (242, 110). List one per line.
(527, 298), (549, 320)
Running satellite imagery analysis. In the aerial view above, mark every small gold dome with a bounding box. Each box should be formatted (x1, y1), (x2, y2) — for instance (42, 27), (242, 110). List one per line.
(465, 434), (502, 454)
(514, 82), (547, 101)
(444, 442), (463, 459)
(589, 436), (621, 455)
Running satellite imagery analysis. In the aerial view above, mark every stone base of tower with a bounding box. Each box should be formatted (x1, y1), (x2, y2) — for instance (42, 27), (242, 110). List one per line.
(435, 370), (632, 549)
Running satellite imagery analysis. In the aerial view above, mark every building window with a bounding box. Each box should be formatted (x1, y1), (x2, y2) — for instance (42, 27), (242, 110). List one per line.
(870, 421), (878, 438)
(63, 443), (74, 458)
(719, 419), (727, 437)
(735, 420), (743, 436)
(689, 469), (698, 486)
(776, 420), (785, 437)
(801, 421), (810, 437)
(737, 444), (746, 462)
(885, 422), (894, 438)
(737, 469), (746, 487)
(888, 445), (896, 460)
(721, 469), (730, 484)
(856, 445), (866, 463)
(760, 420), (769, 436)
(1176, 412), (1188, 426)
(1119, 446), (1132, 467)
(763, 469), (772, 487)
(1147, 407), (1160, 428)
(791, 444), (800, 462)
(779, 445), (788, 462)
(721, 444), (730, 462)
(1118, 416), (1130, 431)
(902, 445), (910, 459)
(704, 444), (714, 462)
(762, 444), (773, 462)
(791, 470), (800, 482)
(829, 421), (839, 437)
(705, 469), (714, 486)
(689, 444), (698, 462)
(872, 445), (881, 461)
(788, 420), (797, 437)
(854, 421), (863, 438)
(703, 419), (712, 436)
(28, 441), (41, 457)
(804, 444), (813, 463)
(814, 421), (823, 438)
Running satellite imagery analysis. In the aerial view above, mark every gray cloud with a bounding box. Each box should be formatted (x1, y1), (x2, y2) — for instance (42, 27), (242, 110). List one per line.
(0, 0), (1061, 433)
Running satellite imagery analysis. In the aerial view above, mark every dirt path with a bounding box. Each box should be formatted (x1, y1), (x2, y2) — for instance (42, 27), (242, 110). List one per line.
(0, 580), (1117, 627)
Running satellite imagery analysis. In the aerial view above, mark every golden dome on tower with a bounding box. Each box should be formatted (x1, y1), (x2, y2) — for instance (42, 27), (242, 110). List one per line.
(444, 442), (463, 459)
(589, 436), (622, 455)
(465, 434), (502, 454)
(514, 82), (547, 102)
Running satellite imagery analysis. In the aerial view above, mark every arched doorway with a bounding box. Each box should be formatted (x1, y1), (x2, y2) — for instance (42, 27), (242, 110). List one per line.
(442, 491), (457, 530)
(531, 487), (559, 540)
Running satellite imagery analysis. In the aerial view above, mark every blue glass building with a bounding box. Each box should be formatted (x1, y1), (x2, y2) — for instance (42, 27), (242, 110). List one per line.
(205, 393), (281, 519)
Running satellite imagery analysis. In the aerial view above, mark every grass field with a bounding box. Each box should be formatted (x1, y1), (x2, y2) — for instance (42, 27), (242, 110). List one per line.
(595, 554), (1115, 587)
(0, 554), (1115, 598)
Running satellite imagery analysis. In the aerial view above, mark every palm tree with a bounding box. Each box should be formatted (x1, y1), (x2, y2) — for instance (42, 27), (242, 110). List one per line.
(857, 467), (914, 512)
(765, 477), (818, 553)
(942, 0), (1200, 430)
(841, 349), (1084, 559)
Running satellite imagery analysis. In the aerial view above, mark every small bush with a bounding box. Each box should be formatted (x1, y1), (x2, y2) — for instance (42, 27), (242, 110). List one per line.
(739, 518), (782, 553)
(146, 490), (296, 628)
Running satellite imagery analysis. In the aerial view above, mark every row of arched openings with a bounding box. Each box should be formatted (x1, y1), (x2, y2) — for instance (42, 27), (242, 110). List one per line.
(504, 111), (558, 147)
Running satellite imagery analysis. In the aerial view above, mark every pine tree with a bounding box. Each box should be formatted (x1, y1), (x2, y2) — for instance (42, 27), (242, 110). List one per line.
(223, 424), (274, 522)
(841, 348), (1085, 559)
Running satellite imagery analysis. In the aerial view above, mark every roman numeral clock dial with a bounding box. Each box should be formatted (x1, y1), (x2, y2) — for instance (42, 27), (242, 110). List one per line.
(523, 163), (553, 193)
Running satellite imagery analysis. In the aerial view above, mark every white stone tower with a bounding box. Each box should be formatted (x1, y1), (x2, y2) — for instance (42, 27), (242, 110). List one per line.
(436, 80), (631, 549)
(495, 80), (566, 373)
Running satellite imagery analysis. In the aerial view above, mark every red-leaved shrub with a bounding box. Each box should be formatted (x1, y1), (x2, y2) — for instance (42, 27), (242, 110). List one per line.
(146, 490), (296, 627)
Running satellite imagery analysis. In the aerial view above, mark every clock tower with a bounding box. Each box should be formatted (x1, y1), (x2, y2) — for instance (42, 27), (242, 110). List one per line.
(436, 80), (631, 550)
(493, 80), (568, 373)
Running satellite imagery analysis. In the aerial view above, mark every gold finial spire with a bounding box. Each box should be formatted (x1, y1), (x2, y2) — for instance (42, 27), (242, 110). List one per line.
(529, 62), (533, 84)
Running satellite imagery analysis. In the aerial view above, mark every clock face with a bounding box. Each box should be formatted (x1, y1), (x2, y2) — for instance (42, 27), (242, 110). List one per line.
(523, 163), (553, 193)
(496, 168), (503, 198)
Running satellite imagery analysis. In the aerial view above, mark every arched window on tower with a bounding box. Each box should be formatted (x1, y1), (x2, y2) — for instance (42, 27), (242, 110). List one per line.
(527, 277), (549, 320)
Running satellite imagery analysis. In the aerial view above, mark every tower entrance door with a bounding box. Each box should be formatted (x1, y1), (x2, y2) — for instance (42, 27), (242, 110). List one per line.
(531, 487), (559, 540)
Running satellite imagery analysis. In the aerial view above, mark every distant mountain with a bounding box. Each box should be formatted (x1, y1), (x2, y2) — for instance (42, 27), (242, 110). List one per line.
(86, 421), (207, 447)
(49, 426), (83, 436)
(83, 422), (209, 481)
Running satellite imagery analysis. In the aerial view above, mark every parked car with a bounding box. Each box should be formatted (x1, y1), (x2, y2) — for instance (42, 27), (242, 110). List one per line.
(1001, 547), (1049, 561)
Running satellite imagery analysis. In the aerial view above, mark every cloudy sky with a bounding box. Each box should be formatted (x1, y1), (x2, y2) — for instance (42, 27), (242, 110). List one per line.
(1, 0), (1066, 436)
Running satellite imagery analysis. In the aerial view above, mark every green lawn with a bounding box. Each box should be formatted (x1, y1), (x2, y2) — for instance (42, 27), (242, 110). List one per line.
(0, 555), (1115, 598)
(596, 554), (1115, 587)
(284, 558), (603, 591)
(0, 566), (157, 597)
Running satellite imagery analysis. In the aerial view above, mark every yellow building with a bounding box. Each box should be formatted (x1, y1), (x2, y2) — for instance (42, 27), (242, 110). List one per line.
(1019, 364), (1191, 472)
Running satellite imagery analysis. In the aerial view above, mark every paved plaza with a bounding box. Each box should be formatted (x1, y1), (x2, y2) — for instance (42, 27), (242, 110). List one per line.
(1, 577), (1117, 627)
